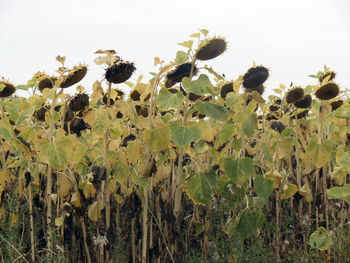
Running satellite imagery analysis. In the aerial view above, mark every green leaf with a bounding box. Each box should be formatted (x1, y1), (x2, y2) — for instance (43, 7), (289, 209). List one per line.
(222, 157), (254, 186)
(336, 149), (350, 171)
(199, 28), (209, 36)
(16, 85), (30, 91)
(171, 125), (201, 147)
(242, 113), (257, 137)
(48, 140), (67, 170)
(175, 51), (189, 64)
(156, 88), (183, 110)
(309, 227), (333, 251)
(235, 209), (266, 240)
(254, 174), (274, 201)
(144, 125), (171, 152)
(306, 135), (333, 169)
(178, 40), (193, 49)
(0, 118), (14, 141)
(189, 74), (213, 96)
(182, 77), (191, 92)
(326, 184), (350, 204)
(183, 170), (216, 206)
(92, 109), (110, 138)
(193, 220), (205, 236)
(114, 159), (130, 183)
(215, 123), (235, 145)
(195, 101), (228, 121)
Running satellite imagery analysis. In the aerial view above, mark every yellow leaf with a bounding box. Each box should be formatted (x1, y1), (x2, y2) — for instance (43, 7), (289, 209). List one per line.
(57, 173), (74, 200)
(0, 205), (7, 220)
(91, 81), (103, 104)
(76, 85), (85, 93)
(233, 75), (243, 93)
(10, 213), (18, 227)
(154, 57), (164, 66)
(280, 183), (298, 199)
(80, 181), (96, 200)
(88, 201), (100, 222)
(299, 180), (313, 202)
(126, 140), (143, 165)
(71, 191), (82, 208)
(51, 193), (58, 204)
(55, 216), (64, 227)
(153, 165), (171, 186)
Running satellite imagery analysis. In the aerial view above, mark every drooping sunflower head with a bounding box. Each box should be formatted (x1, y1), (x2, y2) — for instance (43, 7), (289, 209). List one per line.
(319, 71), (336, 83)
(69, 93), (89, 112)
(270, 121), (285, 134)
(294, 94), (312, 109)
(220, 81), (234, 99)
(195, 37), (227, 61)
(243, 66), (269, 91)
(165, 63), (198, 88)
(105, 60), (136, 84)
(61, 64), (88, 88)
(330, 99), (344, 111)
(286, 87), (304, 103)
(38, 76), (57, 92)
(315, 82), (339, 100)
(0, 80), (16, 98)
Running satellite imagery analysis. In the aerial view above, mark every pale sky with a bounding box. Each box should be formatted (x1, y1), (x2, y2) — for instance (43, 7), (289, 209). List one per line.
(1, 0), (350, 97)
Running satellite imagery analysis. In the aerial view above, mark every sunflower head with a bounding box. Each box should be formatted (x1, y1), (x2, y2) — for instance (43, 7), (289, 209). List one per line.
(195, 37), (227, 61)
(165, 63), (198, 88)
(61, 64), (87, 88)
(315, 82), (339, 100)
(220, 81), (234, 99)
(243, 66), (269, 90)
(105, 61), (136, 84)
(69, 93), (89, 112)
(286, 87), (304, 103)
(33, 106), (49, 121)
(319, 71), (336, 83)
(330, 99), (343, 111)
(294, 94), (312, 109)
(270, 121), (285, 134)
(38, 76), (57, 92)
(0, 80), (16, 98)
(189, 93), (201, 102)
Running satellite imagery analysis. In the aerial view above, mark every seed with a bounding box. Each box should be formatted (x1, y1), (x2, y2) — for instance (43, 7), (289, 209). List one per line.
(165, 63), (198, 88)
(0, 81), (16, 98)
(105, 61), (136, 84)
(195, 37), (227, 61)
(61, 65), (87, 88)
(315, 82), (339, 100)
(286, 87), (304, 103)
(243, 66), (269, 90)
(294, 94), (312, 109)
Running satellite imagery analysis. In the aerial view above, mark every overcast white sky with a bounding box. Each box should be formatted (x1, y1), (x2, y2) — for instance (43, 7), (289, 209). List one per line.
(1, 0), (349, 97)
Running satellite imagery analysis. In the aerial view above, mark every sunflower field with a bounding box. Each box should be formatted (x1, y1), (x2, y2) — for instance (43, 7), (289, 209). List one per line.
(0, 29), (350, 263)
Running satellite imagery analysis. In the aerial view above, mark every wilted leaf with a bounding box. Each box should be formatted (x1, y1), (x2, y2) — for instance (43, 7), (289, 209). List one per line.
(88, 201), (100, 222)
(280, 183), (298, 199)
(144, 125), (171, 152)
(178, 40), (194, 49)
(254, 174), (274, 201)
(55, 216), (65, 227)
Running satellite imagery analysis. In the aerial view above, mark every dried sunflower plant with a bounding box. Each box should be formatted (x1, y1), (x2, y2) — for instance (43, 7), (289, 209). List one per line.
(0, 29), (349, 263)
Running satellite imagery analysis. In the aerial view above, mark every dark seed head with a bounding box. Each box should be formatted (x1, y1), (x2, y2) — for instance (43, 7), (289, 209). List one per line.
(243, 66), (269, 90)
(294, 94), (312, 109)
(330, 99), (343, 111)
(319, 71), (336, 83)
(38, 77), (57, 92)
(0, 81), (16, 98)
(220, 82), (234, 99)
(69, 93), (89, 111)
(315, 82), (339, 100)
(61, 65), (87, 88)
(270, 121), (285, 134)
(286, 87), (304, 103)
(105, 61), (136, 84)
(165, 63), (198, 88)
(195, 37), (227, 61)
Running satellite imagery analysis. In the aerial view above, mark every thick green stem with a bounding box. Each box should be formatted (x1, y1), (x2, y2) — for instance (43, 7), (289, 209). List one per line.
(174, 60), (196, 217)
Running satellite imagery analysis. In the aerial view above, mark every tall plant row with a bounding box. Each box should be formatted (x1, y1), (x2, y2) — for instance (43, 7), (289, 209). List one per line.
(0, 29), (349, 262)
